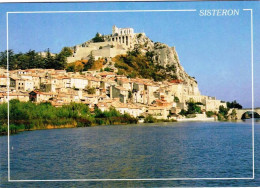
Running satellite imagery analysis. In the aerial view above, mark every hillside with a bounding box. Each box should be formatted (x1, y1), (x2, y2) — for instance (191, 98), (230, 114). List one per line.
(112, 33), (197, 85)
(66, 29), (197, 87)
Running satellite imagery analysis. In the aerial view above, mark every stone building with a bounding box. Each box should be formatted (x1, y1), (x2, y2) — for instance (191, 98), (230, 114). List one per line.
(111, 25), (134, 47)
(112, 25), (134, 36)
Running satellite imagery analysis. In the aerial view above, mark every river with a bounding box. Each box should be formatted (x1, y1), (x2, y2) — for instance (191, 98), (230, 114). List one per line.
(1, 120), (260, 187)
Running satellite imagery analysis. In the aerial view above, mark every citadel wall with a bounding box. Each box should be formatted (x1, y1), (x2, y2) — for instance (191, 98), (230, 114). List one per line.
(67, 26), (135, 63)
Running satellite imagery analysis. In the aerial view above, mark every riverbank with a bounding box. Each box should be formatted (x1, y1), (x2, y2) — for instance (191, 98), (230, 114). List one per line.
(0, 120), (140, 136)
(2, 118), (176, 135)
(1, 117), (248, 136)
(0, 100), (250, 136)
(177, 117), (215, 122)
(0, 123), (77, 136)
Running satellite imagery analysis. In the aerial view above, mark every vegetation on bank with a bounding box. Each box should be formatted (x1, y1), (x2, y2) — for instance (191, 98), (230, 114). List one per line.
(143, 114), (176, 123)
(0, 47), (73, 70)
(178, 100), (244, 121)
(217, 100), (243, 120)
(178, 101), (202, 118)
(0, 98), (250, 135)
(0, 100), (138, 135)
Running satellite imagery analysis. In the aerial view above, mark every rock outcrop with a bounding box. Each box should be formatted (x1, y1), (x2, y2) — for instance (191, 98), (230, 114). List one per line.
(129, 33), (197, 87)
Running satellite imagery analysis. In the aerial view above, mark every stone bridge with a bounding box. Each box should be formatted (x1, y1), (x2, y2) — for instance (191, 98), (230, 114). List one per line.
(236, 108), (260, 119)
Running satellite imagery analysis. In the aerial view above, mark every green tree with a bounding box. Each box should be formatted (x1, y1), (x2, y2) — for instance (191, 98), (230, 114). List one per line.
(227, 100), (242, 109)
(219, 105), (229, 116)
(54, 54), (66, 69)
(23, 50), (45, 69)
(187, 102), (201, 114)
(26, 50), (38, 69)
(0, 49), (56, 70)
(59, 47), (73, 57)
(84, 52), (94, 71)
(3, 50), (17, 70)
(44, 48), (54, 69)
(218, 105), (230, 120)
(53, 47), (72, 70)
(92, 33), (105, 43)
(174, 96), (180, 103)
(16, 53), (30, 70)
(0, 51), (7, 68)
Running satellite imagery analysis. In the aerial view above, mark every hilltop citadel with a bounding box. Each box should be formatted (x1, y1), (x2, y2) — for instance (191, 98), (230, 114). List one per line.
(67, 25), (142, 63)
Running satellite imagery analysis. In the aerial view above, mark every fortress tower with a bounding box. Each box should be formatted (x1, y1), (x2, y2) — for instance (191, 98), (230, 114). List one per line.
(112, 25), (134, 36)
(111, 25), (134, 47)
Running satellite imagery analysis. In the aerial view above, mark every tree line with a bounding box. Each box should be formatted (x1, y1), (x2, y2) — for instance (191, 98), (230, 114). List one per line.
(0, 100), (138, 135)
(0, 47), (73, 70)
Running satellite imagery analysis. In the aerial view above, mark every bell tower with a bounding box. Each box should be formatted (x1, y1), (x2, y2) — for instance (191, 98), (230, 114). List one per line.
(112, 25), (118, 35)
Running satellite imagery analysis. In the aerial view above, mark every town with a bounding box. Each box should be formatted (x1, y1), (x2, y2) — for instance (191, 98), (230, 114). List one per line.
(0, 67), (227, 121)
(0, 26), (228, 122)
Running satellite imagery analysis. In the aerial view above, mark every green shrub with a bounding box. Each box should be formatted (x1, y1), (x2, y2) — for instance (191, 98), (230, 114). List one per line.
(144, 115), (156, 123)
(104, 67), (111, 72)
(206, 111), (215, 117)
(179, 109), (187, 116)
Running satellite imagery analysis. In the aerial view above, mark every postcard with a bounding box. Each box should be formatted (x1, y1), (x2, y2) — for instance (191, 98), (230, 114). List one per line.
(0, 1), (259, 187)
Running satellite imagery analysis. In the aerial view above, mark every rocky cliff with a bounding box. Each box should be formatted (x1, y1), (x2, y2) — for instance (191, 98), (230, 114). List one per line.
(130, 33), (197, 87)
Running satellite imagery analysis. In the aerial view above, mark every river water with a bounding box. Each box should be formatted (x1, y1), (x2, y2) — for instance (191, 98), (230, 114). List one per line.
(0, 120), (260, 187)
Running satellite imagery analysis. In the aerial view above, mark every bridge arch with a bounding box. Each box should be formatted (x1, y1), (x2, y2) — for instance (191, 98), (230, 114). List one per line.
(236, 108), (260, 119)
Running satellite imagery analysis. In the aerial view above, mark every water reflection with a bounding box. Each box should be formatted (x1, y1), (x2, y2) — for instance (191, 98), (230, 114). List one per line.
(0, 121), (258, 187)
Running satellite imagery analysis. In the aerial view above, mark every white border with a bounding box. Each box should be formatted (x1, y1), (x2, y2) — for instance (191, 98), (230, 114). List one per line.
(6, 9), (254, 182)
(244, 8), (255, 180)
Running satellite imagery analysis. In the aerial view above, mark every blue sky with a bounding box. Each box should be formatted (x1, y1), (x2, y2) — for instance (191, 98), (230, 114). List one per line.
(0, 1), (259, 108)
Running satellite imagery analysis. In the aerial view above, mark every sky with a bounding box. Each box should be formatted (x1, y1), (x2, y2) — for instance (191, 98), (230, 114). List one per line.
(0, 1), (259, 108)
